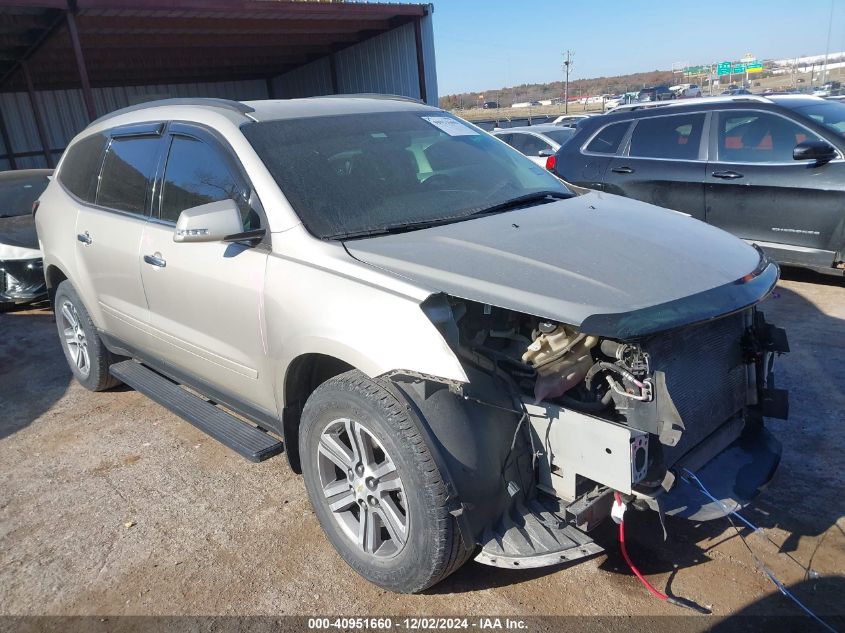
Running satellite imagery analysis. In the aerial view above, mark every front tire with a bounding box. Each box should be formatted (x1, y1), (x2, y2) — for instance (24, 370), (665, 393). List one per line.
(54, 280), (120, 391)
(299, 370), (472, 593)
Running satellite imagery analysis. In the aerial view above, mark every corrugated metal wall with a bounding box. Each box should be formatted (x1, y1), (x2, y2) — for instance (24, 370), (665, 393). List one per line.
(0, 79), (268, 170)
(0, 7), (440, 171)
(271, 8), (438, 106)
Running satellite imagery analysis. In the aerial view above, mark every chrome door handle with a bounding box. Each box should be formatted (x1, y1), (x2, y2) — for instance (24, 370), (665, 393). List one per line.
(77, 232), (92, 245)
(143, 254), (166, 268)
(712, 170), (744, 179)
(611, 166), (634, 174)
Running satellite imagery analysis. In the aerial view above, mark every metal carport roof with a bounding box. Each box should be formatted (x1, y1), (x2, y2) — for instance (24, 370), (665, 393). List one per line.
(0, 1), (431, 167)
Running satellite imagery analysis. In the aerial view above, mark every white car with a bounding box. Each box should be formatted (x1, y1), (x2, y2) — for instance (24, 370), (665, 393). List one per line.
(492, 124), (576, 169)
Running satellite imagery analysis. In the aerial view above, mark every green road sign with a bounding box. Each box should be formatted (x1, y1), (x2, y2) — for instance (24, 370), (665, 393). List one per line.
(684, 65), (707, 75)
(732, 63), (746, 73)
(717, 61), (731, 76)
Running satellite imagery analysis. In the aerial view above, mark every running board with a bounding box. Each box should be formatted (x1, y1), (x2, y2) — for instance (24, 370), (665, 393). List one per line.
(110, 360), (283, 463)
(475, 499), (603, 569)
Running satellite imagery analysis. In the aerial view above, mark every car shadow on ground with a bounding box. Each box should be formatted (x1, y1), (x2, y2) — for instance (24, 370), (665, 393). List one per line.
(0, 306), (72, 440)
(433, 279), (845, 624)
(706, 577), (845, 633)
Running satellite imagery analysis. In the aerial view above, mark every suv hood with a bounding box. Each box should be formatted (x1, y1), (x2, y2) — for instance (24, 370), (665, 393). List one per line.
(346, 190), (775, 338)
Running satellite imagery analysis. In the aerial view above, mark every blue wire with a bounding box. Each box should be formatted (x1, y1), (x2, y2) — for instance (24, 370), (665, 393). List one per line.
(680, 468), (839, 633)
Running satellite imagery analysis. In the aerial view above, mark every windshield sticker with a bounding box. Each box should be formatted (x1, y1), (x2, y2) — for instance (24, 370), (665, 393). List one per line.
(421, 116), (479, 136)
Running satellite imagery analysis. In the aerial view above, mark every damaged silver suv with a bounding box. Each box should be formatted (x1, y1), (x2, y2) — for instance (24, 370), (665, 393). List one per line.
(35, 96), (788, 593)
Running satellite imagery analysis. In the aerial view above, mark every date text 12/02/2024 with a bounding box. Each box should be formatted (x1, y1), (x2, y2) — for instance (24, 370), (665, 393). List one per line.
(307, 618), (528, 630)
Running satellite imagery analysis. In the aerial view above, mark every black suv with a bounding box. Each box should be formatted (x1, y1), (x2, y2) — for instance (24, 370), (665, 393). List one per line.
(637, 85), (674, 102)
(552, 95), (845, 276)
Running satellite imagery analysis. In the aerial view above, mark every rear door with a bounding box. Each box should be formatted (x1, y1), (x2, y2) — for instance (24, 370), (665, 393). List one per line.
(555, 119), (631, 187)
(139, 124), (273, 410)
(705, 109), (844, 264)
(604, 111), (708, 220)
(72, 125), (163, 350)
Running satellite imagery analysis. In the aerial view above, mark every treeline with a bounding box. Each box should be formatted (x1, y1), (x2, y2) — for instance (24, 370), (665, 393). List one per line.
(440, 69), (676, 109)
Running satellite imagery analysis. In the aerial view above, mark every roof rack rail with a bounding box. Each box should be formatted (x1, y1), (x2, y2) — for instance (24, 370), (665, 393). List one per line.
(607, 94), (773, 114)
(312, 93), (424, 104)
(88, 98), (255, 128)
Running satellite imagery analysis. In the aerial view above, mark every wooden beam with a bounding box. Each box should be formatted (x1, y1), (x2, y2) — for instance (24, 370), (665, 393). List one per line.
(73, 0), (424, 18)
(66, 32), (361, 49)
(65, 9), (96, 121)
(75, 15), (393, 34)
(20, 59), (53, 168)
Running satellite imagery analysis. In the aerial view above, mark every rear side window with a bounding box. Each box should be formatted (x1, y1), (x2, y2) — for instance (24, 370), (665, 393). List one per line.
(585, 122), (629, 154)
(96, 136), (160, 215)
(717, 110), (824, 163)
(159, 136), (252, 226)
(629, 113), (705, 160)
(58, 133), (107, 203)
(509, 133), (551, 157)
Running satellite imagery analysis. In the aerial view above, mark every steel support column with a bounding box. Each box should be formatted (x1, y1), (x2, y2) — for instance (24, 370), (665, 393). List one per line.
(21, 60), (54, 168)
(413, 16), (427, 103)
(328, 53), (339, 93)
(66, 10), (97, 122)
(0, 108), (18, 170)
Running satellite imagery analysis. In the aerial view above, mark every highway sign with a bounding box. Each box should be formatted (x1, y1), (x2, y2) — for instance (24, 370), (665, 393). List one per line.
(746, 62), (763, 73)
(717, 61), (732, 76)
(732, 63), (746, 73)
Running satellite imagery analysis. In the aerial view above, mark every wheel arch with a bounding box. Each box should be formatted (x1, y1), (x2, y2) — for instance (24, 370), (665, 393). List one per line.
(281, 352), (356, 473)
(44, 263), (68, 304)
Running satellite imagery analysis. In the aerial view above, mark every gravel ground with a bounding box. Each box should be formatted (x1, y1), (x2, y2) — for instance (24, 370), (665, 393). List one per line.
(0, 269), (843, 630)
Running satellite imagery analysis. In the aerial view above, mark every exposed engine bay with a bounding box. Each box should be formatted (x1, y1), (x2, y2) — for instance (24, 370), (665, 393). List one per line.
(422, 293), (790, 545)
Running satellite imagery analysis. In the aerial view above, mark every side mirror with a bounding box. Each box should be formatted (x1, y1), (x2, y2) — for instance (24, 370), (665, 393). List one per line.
(793, 140), (837, 164)
(538, 148), (555, 158)
(173, 199), (243, 243)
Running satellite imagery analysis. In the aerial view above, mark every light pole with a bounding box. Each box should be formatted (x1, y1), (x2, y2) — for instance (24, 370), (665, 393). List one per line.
(562, 50), (572, 114)
(821, 0), (834, 86)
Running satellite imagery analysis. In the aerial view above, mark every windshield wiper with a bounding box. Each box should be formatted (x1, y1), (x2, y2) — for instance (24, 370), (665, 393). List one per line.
(327, 191), (572, 241)
(327, 217), (461, 240)
(464, 190), (572, 218)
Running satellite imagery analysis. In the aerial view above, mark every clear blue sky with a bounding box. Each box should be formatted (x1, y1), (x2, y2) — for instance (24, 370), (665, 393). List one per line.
(428, 0), (845, 95)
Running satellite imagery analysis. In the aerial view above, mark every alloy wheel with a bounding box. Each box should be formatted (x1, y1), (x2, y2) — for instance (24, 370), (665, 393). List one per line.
(60, 299), (90, 377)
(316, 417), (408, 559)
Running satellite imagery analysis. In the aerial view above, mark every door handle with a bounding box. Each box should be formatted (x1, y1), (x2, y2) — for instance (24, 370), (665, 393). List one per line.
(611, 166), (634, 174)
(143, 254), (166, 268)
(711, 170), (744, 179)
(76, 232), (92, 245)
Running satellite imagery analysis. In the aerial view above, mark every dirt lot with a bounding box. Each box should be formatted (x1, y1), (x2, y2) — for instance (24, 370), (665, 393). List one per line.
(1, 269), (843, 630)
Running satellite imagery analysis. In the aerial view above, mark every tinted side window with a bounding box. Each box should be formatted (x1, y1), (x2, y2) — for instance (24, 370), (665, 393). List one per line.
(160, 136), (252, 226)
(96, 136), (160, 214)
(58, 133), (107, 203)
(585, 122), (629, 154)
(629, 113), (704, 160)
(717, 111), (823, 163)
(510, 133), (551, 156)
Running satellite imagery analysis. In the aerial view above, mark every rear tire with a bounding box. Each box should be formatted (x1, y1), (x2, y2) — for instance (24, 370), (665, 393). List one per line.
(299, 370), (473, 593)
(54, 280), (121, 391)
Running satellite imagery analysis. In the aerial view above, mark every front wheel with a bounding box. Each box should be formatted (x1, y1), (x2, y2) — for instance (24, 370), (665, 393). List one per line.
(54, 280), (121, 391)
(299, 370), (473, 593)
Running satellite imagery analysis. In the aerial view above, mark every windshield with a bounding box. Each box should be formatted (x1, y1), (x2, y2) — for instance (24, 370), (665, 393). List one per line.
(0, 173), (50, 218)
(786, 101), (845, 138)
(542, 129), (575, 145)
(242, 111), (572, 239)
